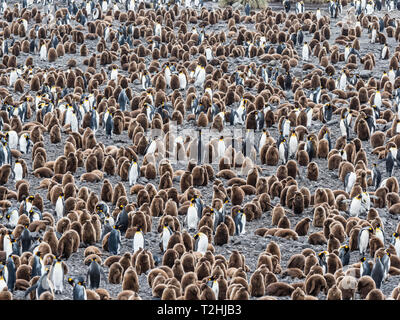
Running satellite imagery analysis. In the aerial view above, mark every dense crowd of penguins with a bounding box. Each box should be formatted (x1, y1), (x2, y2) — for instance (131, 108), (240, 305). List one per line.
(0, 0), (398, 300)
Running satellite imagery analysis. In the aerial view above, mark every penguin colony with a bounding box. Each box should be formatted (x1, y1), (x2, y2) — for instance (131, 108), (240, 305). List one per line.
(0, 0), (399, 301)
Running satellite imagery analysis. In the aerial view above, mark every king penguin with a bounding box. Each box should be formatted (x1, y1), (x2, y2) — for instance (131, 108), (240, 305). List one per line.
(24, 268), (54, 300)
(55, 192), (65, 221)
(194, 232), (208, 255)
(371, 256), (384, 289)
(358, 226), (373, 256)
(115, 204), (129, 234)
(50, 257), (64, 294)
(86, 257), (107, 289)
(160, 222), (173, 253)
(6, 255), (15, 292)
(339, 245), (350, 266)
(108, 225), (122, 255)
(68, 277), (87, 300)
(186, 198), (199, 231)
(128, 160), (140, 186)
(234, 209), (246, 236)
(133, 228), (145, 253)
(360, 257), (371, 276)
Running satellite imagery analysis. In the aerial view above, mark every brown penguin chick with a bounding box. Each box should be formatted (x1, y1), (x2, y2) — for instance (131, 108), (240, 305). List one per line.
(184, 283), (201, 300)
(327, 234), (341, 253)
(249, 270), (265, 297)
(307, 162), (319, 181)
(265, 282), (295, 297)
(317, 139), (329, 159)
(230, 184), (244, 206)
(42, 227), (58, 255)
(369, 235), (384, 257)
(287, 254), (306, 271)
(357, 275), (376, 299)
(57, 229), (80, 259)
(308, 232), (327, 245)
(108, 262), (124, 284)
(0, 165), (12, 185)
(292, 192), (305, 215)
(103, 155), (116, 176)
(304, 255), (319, 276)
(338, 275), (358, 300)
(214, 222), (229, 246)
(304, 274), (327, 296)
(365, 288), (385, 300)
(294, 217), (311, 236)
(313, 206), (326, 227)
(122, 266), (139, 292)
(326, 285), (343, 300)
(82, 220), (96, 246)
(271, 205), (285, 226)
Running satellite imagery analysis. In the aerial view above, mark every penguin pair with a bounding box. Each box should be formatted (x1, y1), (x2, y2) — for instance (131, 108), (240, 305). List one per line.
(68, 276), (87, 300)
(25, 268), (53, 300)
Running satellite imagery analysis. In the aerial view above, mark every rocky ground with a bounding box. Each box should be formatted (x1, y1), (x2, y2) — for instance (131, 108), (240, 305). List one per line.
(1, 0), (400, 300)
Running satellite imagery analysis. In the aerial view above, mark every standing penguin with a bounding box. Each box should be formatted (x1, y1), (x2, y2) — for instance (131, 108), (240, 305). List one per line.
(187, 198), (199, 231)
(20, 225), (33, 252)
(25, 268), (54, 300)
(375, 224), (385, 244)
(115, 204), (129, 234)
(6, 255), (15, 292)
(344, 172), (356, 193)
(3, 230), (12, 259)
(318, 251), (328, 274)
(55, 193), (65, 221)
(381, 43), (389, 59)
(40, 43), (47, 61)
(207, 275), (219, 299)
(360, 257), (371, 276)
(339, 245), (350, 266)
(105, 113), (114, 138)
(381, 252), (391, 281)
(50, 257), (65, 294)
(128, 160), (140, 186)
(288, 131), (298, 159)
(31, 251), (45, 278)
(391, 232), (400, 256)
(133, 228), (145, 253)
(371, 163), (382, 191)
(108, 226), (122, 255)
(278, 138), (289, 164)
(302, 42), (310, 61)
(194, 232), (208, 255)
(348, 194), (367, 217)
(160, 222), (173, 252)
(68, 277), (87, 300)
(358, 226), (373, 256)
(86, 257), (107, 289)
(371, 256), (384, 289)
(13, 160), (24, 181)
(234, 209), (246, 236)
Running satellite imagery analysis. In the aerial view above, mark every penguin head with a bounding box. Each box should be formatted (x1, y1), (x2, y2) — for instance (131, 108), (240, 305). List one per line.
(224, 198), (229, 205)
(368, 227), (373, 233)
(194, 233), (200, 240)
(190, 198), (195, 206)
(341, 245), (349, 252)
(119, 204), (125, 210)
(27, 195), (34, 202)
(68, 277), (75, 286)
(219, 136), (224, 141)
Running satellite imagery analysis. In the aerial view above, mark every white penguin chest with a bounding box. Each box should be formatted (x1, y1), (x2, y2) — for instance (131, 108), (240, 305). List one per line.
(133, 233), (144, 252)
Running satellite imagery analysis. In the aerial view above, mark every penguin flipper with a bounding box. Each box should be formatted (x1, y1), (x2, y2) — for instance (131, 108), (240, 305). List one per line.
(24, 282), (38, 299)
